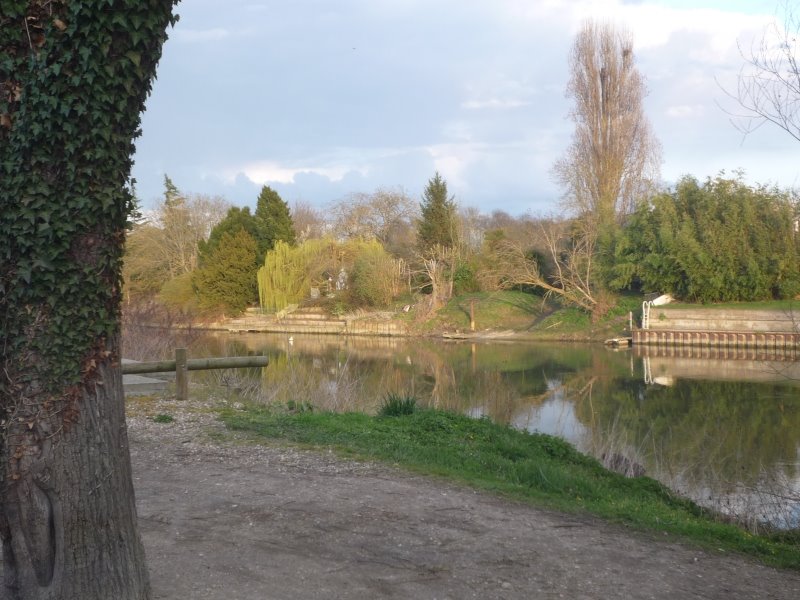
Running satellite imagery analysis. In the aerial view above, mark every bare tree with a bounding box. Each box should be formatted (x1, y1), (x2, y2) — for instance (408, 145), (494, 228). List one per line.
(414, 244), (457, 313)
(456, 206), (484, 257)
(553, 21), (661, 228)
(291, 200), (326, 242)
(152, 192), (229, 277)
(329, 187), (418, 255)
(488, 219), (604, 315)
(729, 1), (800, 142)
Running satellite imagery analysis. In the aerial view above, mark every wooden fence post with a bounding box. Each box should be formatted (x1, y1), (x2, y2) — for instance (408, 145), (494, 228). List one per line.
(175, 347), (188, 401)
(470, 299), (476, 332)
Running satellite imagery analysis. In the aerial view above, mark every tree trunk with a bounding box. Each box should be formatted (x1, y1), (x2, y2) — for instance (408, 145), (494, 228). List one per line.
(0, 2), (178, 598)
(1, 345), (149, 599)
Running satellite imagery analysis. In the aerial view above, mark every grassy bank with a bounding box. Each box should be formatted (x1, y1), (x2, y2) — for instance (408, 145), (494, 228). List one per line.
(220, 403), (800, 570)
(402, 290), (640, 341)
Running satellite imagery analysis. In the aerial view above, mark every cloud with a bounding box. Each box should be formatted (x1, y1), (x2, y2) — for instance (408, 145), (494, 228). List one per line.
(230, 161), (354, 186)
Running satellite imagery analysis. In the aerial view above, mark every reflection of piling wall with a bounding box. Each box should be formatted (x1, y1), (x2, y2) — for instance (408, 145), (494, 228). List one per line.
(634, 344), (800, 383)
(634, 308), (800, 349)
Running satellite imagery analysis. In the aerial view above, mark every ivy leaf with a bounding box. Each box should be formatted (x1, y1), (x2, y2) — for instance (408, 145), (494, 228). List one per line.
(125, 51), (141, 68)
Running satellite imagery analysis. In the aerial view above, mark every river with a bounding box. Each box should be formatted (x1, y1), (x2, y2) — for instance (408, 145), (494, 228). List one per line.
(187, 331), (800, 529)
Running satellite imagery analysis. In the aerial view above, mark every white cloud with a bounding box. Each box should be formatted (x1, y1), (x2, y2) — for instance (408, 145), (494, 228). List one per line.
(228, 161), (354, 186)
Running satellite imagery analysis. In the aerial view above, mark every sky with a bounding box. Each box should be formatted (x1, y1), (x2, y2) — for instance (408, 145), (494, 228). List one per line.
(131, 0), (798, 216)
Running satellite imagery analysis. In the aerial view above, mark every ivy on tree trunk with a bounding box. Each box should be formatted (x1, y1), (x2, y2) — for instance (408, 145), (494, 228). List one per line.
(0, 2), (178, 598)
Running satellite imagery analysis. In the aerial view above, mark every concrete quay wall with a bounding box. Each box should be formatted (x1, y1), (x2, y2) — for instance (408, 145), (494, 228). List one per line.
(647, 308), (799, 333)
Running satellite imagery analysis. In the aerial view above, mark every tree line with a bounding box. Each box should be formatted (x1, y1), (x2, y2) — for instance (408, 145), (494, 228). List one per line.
(124, 171), (800, 320)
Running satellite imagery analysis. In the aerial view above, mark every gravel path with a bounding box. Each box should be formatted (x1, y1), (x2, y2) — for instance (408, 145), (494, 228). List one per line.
(127, 398), (800, 600)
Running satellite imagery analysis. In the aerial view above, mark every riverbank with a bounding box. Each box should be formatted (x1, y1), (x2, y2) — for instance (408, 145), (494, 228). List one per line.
(172, 293), (800, 347)
(127, 394), (800, 599)
(203, 291), (638, 343)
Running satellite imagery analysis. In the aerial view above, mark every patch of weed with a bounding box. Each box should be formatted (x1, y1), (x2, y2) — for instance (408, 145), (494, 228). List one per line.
(378, 393), (417, 417)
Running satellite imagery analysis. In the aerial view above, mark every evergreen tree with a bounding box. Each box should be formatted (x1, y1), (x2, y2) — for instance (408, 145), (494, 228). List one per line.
(610, 175), (800, 302)
(162, 173), (183, 208)
(418, 172), (458, 252)
(193, 228), (259, 313)
(198, 206), (263, 266)
(255, 185), (296, 249)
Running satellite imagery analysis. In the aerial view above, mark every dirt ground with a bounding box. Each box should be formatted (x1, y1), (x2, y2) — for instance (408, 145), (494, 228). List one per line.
(125, 398), (800, 600)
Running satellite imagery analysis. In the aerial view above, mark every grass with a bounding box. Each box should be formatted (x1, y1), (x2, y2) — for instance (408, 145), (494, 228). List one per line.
(220, 404), (800, 570)
(416, 290), (546, 333)
(528, 294), (641, 339)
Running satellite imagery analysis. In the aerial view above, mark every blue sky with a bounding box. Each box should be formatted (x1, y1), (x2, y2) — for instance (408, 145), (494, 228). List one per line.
(131, 0), (797, 215)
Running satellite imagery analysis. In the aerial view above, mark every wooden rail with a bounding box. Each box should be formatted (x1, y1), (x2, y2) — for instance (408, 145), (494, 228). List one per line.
(122, 348), (269, 401)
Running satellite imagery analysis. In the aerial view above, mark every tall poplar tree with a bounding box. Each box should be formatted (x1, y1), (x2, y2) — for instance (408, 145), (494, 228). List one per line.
(0, 2), (178, 598)
(553, 21), (661, 231)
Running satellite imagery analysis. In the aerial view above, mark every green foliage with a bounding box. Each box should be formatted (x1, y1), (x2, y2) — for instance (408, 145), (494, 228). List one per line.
(348, 240), (399, 307)
(255, 185), (296, 249)
(418, 172), (458, 252)
(0, 1), (179, 394)
(378, 393), (417, 417)
(452, 262), (480, 295)
(198, 206), (262, 265)
(611, 175), (800, 302)
(258, 239), (327, 311)
(258, 237), (404, 312)
(192, 228), (258, 314)
(163, 174), (182, 208)
(153, 413), (174, 424)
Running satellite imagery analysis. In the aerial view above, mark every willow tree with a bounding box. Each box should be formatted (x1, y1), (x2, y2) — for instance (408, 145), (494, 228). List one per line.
(553, 21), (661, 231)
(258, 239), (327, 311)
(0, 2), (178, 599)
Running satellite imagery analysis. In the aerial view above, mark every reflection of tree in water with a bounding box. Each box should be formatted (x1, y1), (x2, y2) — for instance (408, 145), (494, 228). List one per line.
(572, 378), (800, 490)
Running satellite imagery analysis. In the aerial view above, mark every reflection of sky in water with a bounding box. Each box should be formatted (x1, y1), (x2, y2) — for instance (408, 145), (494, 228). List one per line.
(510, 383), (590, 447)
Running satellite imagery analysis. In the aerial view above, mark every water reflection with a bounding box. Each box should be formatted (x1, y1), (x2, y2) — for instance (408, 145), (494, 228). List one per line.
(190, 332), (800, 528)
